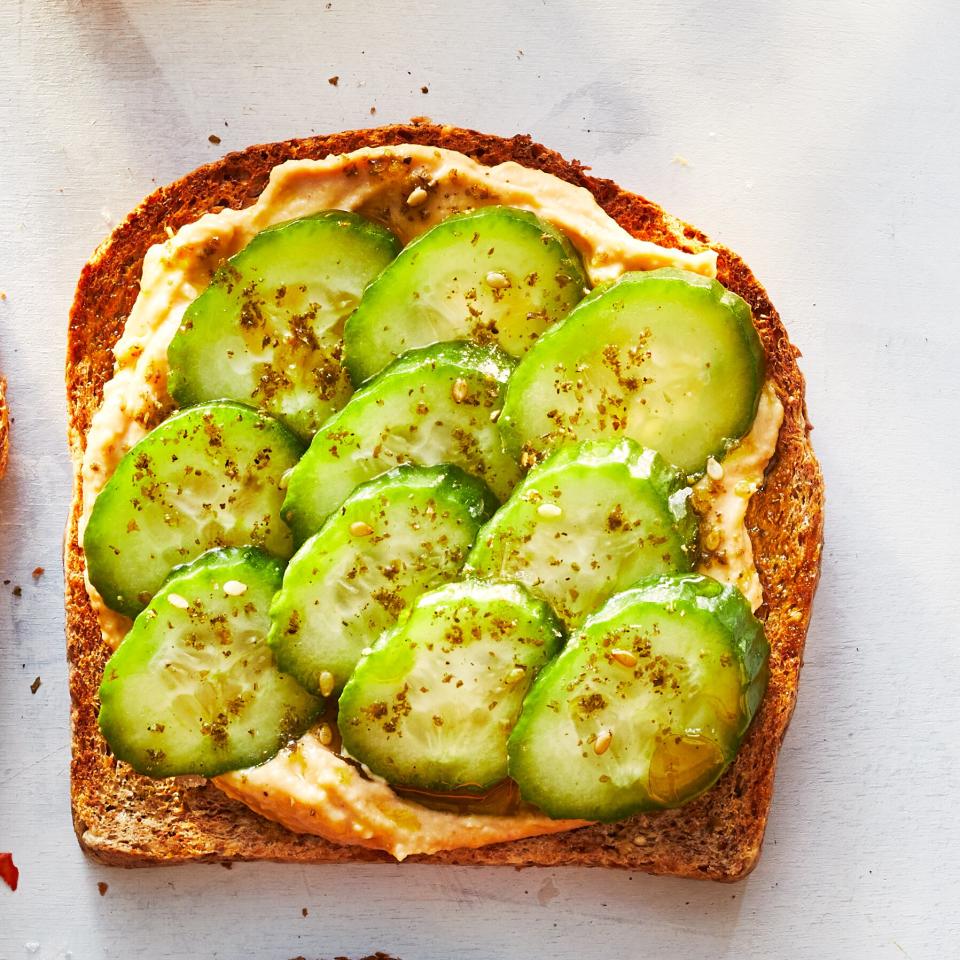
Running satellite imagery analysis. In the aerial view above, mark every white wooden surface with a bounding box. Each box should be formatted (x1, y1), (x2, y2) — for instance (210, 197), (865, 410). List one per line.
(2, 1), (959, 957)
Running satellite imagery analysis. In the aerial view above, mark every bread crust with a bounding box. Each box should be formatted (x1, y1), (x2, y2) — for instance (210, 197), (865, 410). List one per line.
(65, 122), (823, 881)
(0, 376), (8, 479)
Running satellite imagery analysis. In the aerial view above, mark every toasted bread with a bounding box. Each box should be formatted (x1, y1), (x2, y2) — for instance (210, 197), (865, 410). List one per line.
(65, 122), (823, 881)
(0, 376), (8, 480)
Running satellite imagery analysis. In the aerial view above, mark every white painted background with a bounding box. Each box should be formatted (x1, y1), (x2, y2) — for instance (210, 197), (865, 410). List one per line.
(1, 1), (958, 957)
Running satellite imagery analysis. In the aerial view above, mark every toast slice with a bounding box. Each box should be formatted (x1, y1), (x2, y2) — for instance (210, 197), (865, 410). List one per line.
(65, 122), (823, 881)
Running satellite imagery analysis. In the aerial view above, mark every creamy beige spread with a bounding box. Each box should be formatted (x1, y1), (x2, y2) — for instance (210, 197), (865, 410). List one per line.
(79, 143), (782, 858)
(215, 729), (587, 860)
(693, 382), (784, 610)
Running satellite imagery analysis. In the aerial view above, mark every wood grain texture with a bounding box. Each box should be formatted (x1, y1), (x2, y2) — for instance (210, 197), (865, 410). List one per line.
(2, 0), (959, 958)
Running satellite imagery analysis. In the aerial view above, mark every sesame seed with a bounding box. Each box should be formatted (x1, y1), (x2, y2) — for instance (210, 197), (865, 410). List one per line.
(610, 649), (637, 668)
(406, 186), (429, 207)
(706, 457), (724, 481)
(350, 521), (374, 537)
(485, 271), (511, 289)
(734, 480), (754, 498)
(360, 646), (373, 657)
(223, 580), (247, 597)
(594, 729), (613, 755)
(537, 502), (562, 519)
(489, 408), (501, 423)
(451, 378), (469, 403)
(631, 835), (648, 846)
(167, 593), (189, 609)
(704, 528), (721, 551)
(505, 666), (526, 685)
(318, 723), (334, 746)
(319, 671), (335, 697)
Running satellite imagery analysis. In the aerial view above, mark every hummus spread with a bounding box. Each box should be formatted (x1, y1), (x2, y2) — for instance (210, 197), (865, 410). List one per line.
(215, 728), (587, 860)
(79, 143), (782, 858)
(693, 383), (784, 610)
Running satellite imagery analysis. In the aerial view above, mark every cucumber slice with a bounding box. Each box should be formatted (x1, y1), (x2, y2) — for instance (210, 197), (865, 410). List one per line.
(498, 268), (765, 474)
(98, 547), (321, 778)
(282, 341), (522, 543)
(508, 573), (769, 821)
(465, 439), (696, 627)
(168, 211), (400, 440)
(84, 401), (303, 618)
(344, 206), (587, 384)
(269, 465), (497, 696)
(338, 580), (564, 793)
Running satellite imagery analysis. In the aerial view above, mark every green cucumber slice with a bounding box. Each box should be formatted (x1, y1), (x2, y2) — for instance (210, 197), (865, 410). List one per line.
(498, 268), (765, 474)
(282, 341), (521, 543)
(338, 580), (564, 793)
(98, 547), (321, 778)
(343, 206), (587, 384)
(168, 211), (400, 440)
(84, 401), (303, 618)
(508, 573), (769, 821)
(269, 464), (497, 696)
(465, 439), (697, 626)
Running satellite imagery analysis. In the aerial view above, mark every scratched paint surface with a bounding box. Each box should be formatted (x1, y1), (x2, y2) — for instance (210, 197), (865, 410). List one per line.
(1, 1), (959, 958)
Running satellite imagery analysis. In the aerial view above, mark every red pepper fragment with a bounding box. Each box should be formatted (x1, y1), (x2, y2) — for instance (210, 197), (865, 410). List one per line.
(0, 852), (19, 891)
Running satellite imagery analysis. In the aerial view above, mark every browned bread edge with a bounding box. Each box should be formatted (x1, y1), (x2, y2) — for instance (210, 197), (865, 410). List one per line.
(65, 122), (823, 881)
(0, 376), (8, 480)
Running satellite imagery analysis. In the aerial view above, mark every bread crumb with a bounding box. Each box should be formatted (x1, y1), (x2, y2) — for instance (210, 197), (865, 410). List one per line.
(32, 567), (44, 579)
(97, 881), (109, 896)
(369, 106), (377, 115)
(301, 907), (308, 917)
(208, 134), (222, 145)
(328, 75), (339, 86)
(0, 291), (6, 301)
(421, 85), (429, 94)
(12, 585), (21, 597)
(671, 154), (692, 167)
(30, 676), (41, 695)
